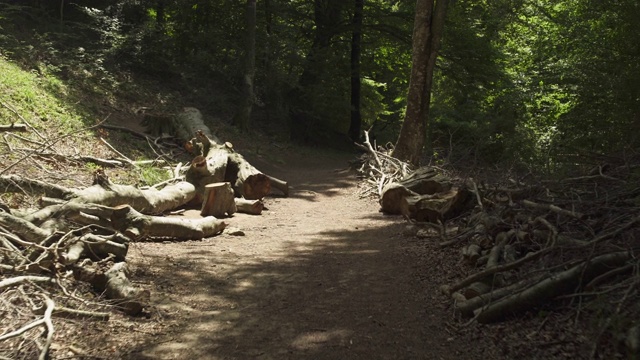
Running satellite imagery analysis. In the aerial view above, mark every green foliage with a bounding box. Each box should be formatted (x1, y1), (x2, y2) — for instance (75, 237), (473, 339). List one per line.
(427, 0), (639, 170)
(1, 0), (637, 171)
(136, 165), (171, 187)
(0, 56), (86, 132)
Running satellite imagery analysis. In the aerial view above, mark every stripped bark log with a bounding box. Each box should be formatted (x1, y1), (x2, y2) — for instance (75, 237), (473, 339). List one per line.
(235, 198), (264, 215)
(111, 205), (226, 240)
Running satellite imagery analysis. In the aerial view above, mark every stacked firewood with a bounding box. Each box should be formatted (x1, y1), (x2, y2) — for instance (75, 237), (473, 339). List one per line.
(357, 144), (640, 355)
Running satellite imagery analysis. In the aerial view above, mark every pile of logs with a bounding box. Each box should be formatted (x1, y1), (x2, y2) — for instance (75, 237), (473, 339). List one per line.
(357, 142), (640, 356)
(0, 107), (287, 359)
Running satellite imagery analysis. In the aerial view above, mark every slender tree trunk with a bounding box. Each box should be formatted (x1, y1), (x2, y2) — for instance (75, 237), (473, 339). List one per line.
(348, 0), (364, 142)
(289, 0), (343, 141)
(298, 0), (342, 90)
(392, 0), (448, 165)
(234, 0), (257, 132)
(156, 0), (165, 31)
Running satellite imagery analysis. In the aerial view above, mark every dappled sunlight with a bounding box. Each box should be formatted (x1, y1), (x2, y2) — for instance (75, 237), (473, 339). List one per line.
(123, 208), (441, 359)
(291, 329), (354, 351)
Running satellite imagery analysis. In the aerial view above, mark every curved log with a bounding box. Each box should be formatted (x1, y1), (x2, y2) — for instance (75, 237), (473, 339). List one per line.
(111, 205), (226, 240)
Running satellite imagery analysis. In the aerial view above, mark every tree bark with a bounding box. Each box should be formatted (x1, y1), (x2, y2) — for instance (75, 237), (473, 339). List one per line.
(380, 167), (451, 214)
(73, 261), (149, 316)
(111, 205), (226, 241)
(474, 251), (631, 323)
(392, 0), (448, 165)
(234, 0), (257, 132)
(348, 0), (364, 142)
(290, 0), (343, 141)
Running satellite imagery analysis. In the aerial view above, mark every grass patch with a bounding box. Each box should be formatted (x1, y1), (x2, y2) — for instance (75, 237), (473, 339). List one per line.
(0, 56), (86, 133)
(136, 165), (171, 187)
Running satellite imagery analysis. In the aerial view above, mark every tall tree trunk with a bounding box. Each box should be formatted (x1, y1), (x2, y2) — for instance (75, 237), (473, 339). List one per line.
(156, 0), (165, 31)
(348, 0), (364, 142)
(289, 0), (343, 141)
(297, 0), (342, 90)
(234, 0), (257, 132)
(392, 0), (448, 165)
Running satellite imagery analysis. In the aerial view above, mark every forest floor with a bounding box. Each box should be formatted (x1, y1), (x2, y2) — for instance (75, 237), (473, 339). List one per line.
(52, 146), (503, 360)
(51, 142), (590, 360)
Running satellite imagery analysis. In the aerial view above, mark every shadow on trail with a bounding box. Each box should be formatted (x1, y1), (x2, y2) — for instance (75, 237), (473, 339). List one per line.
(123, 216), (450, 360)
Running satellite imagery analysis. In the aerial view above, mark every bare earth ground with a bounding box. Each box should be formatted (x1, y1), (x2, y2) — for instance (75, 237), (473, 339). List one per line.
(64, 149), (499, 360)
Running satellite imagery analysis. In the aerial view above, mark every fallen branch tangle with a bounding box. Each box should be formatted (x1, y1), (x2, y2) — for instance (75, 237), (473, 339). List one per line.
(0, 107), (289, 358)
(357, 147), (640, 353)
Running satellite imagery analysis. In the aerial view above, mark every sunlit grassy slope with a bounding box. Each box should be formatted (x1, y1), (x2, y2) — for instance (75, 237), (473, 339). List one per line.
(0, 56), (86, 132)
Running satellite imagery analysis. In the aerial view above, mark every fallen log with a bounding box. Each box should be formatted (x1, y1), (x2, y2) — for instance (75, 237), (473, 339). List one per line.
(400, 187), (473, 223)
(71, 170), (197, 214)
(111, 205), (226, 240)
(474, 251), (631, 323)
(234, 198), (264, 215)
(63, 232), (130, 265)
(267, 175), (289, 197)
(186, 153), (229, 199)
(455, 274), (547, 316)
(73, 261), (149, 316)
(380, 167), (452, 215)
(225, 152), (271, 200)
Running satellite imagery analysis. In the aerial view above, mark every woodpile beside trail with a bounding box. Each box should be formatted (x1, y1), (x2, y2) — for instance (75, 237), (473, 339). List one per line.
(356, 134), (640, 356)
(0, 107), (288, 359)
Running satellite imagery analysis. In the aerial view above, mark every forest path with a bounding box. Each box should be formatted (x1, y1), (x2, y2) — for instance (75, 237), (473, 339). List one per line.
(123, 149), (459, 360)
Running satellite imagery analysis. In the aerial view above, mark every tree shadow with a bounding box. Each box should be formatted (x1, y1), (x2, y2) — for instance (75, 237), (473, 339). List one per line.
(120, 210), (455, 359)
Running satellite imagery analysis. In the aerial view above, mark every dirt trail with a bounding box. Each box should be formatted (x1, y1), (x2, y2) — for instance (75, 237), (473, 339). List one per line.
(122, 150), (461, 360)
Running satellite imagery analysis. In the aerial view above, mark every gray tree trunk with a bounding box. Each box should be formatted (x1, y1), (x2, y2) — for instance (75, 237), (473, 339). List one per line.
(392, 0), (448, 165)
(234, 0), (257, 132)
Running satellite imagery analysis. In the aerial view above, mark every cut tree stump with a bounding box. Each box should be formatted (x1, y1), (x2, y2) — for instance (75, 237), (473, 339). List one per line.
(400, 187), (475, 223)
(380, 167), (452, 215)
(201, 182), (236, 217)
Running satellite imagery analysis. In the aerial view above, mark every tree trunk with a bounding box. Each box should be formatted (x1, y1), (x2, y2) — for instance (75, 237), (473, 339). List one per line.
(392, 0), (448, 165)
(290, 0), (343, 142)
(348, 0), (364, 142)
(234, 0), (257, 132)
